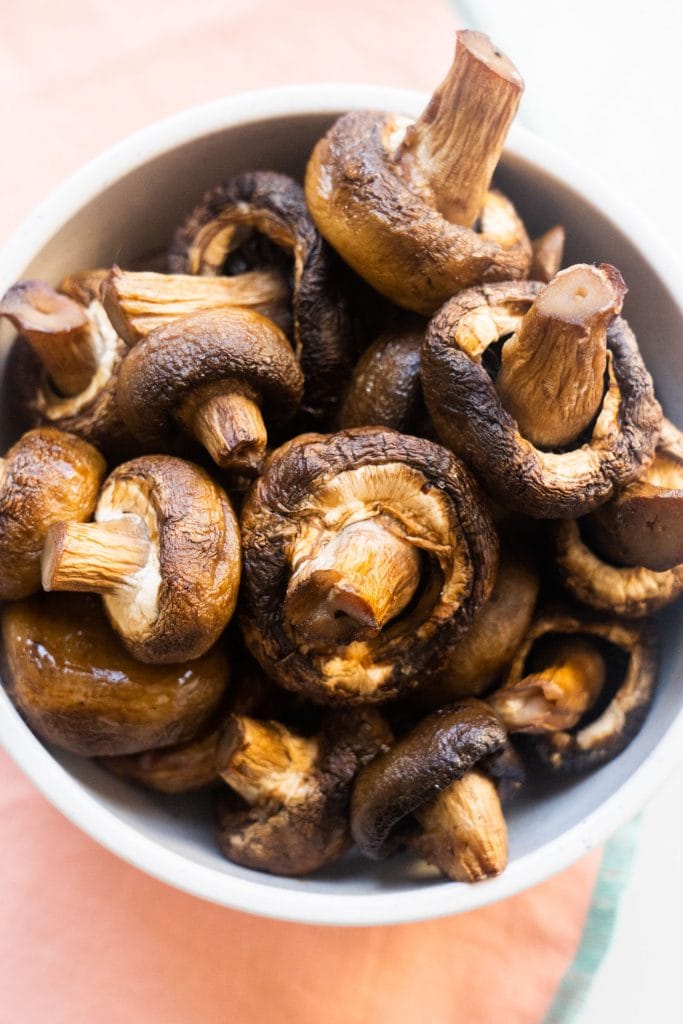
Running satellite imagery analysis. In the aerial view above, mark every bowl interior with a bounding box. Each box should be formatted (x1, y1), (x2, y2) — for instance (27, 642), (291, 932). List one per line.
(1, 95), (682, 922)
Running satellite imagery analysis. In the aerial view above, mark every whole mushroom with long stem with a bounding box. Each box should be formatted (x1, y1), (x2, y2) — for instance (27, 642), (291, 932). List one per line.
(41, 455), (241, 663)
(305, 31), (531, 315)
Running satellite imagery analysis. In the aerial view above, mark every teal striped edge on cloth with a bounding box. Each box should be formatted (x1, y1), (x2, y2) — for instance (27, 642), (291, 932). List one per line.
(542, 816), (641, 1024)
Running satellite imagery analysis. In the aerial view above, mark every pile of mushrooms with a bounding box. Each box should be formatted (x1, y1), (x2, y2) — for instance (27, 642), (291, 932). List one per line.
(0, 29), (678, 884)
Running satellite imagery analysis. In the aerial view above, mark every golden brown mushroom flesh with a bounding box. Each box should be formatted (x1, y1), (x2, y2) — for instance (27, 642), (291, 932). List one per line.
(1, 594), (228, 757)
(115, 308), (303, 475)
(493, 608), (658, 773)
(422, 270), (662, 517)
(0, 275), (131, 452)
(0, 427), (105, 601)
(239, 428), (498, 705)
(214, 709), (391, 876)
(41, 455), (241, 664)
(168, 169), (355, 423)
(305, 31), (531, 315)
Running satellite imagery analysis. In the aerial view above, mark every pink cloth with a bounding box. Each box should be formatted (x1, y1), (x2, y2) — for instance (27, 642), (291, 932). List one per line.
(0, 3), (602, 1021)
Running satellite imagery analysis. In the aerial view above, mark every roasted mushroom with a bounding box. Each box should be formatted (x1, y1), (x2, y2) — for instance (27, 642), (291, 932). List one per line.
(422, 268), (662, 517)
(214, 708), (391, 875)
(494, 608), (658, 773)
(115, 307), (303, 474)
(0, 427), (105, 601)
(0, 275), (130, 450)
(305, 31), (531, 315)
(351, 699), (517, 882)
(169, 170), (354, 422)
(239, 428), (498, 704)
(101, 265), (292, 345)
(1, 594), (228, 757)
(41, 455), (241, 663)
(530, 225), (565, 283)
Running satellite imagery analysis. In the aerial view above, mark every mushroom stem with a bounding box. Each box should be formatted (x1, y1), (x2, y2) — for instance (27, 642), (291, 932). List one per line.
(397, 31), (523, 228)
(216, 716), (320, 806)
(530, 225), (566, 283)
(285, 518), (421, 645)
(101, 267), (291, 346)
(412, 770), (508, 882)
(42, 518), (150, 595)
(177, 381), (268, 474)
(490, 637), (606, 733)
(0, 280), (99, 396)
(497, 264), (626, 449)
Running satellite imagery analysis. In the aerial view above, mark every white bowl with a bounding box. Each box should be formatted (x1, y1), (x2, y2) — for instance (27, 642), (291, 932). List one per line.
(1, 85), (682, 926)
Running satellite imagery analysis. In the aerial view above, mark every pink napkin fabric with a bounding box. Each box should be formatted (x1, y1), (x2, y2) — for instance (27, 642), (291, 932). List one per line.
(1, 3), (602, 1021)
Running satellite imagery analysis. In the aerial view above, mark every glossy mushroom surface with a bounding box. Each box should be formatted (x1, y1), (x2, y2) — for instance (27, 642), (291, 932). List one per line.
(239, 428), (498, 704)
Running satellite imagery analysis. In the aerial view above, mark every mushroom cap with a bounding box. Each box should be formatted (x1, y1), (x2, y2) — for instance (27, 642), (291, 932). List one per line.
(168, 170), (355, 422)
(96, 455), (241, 663)
(305, 110), (531, 316)
(215, 708), (391, 876)
(115, 307), (303, 448)
(507, 608), (658, 774)
(350, 698), (507, 860)
(239, 428), (498, 704)
(0, 427), (105, 600)
(422, 283), (662, 517)
(1, 594), (229, 757)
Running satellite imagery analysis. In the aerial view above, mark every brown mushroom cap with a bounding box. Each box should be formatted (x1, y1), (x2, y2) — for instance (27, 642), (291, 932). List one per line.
(505, 608), (658, 774)
(168, 169), (354, 422)
(214, 708), (391, 876)
(350, 699), (507, 860)
(0, 427), (105, 601)
(42, 455), (241, 663)
(239, 428), (498, 704)
(422, 281), (662, 517)
(0, 594), (228, 757)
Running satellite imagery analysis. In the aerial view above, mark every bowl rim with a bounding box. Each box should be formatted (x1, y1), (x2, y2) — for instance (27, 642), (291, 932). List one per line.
(1, 83), (682, 926)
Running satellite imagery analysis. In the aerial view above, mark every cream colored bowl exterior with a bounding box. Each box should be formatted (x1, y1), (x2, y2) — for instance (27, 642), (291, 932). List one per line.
(1, 86), (682, 926)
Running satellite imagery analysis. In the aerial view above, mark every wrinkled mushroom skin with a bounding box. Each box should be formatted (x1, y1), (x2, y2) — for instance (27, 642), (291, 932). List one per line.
(215, 709), (391, 875)
(168, 170), (355, 422)
(0, 428), (105, 600)
(0, 595), (228, 757)
(42, 456), (241, 664)
(505, 610), (658, 774)
(553, 519), (683, 618)
(422, 282), (662, 518)
(239, 428), (498, 704)
(339, 321), (427, 433)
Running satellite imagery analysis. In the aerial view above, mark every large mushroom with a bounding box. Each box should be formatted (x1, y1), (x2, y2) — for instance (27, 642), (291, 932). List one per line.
(168, 169), (354, 422)
(239, 428), (497, 704)
(305, 31), (531, 315)
(0, 427), (105, 601)
(422, 267), (662, 517)
(214, 708), (391, 876)
(350, 699), (519, 882)
(41, 455), (241, 663)
(0, 274), (131, 451)
(1, 594), (228, 757)
(115, 307), (303, 475)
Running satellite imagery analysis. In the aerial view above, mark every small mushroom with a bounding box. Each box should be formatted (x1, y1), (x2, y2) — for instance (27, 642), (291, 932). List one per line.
(350, 699), (514, 882)
(529, 225), (565, 283)
(239, 428), (498, 704)
(422, 271), (662, 517)
(305, 31), (531, 315)
(0, 427), (105, 601)
(497, 608), (658, 773)
(115, 308), (303, 474)
(0, 594), (228, 757)
(339, 319), (427, 433)
(214, 708), (391, 876)
(101, 265), (292, 345)
(0, 275), (130, 450)
(168, 169), (354, 422)
(41, 455), (241, 663)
